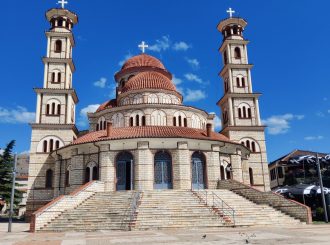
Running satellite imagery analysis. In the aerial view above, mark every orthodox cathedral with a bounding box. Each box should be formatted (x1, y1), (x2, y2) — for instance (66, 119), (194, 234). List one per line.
(26, 4), (270, 219)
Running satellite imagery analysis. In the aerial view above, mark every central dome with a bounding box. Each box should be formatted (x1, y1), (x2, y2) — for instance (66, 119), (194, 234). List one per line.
(122, 71), (176, 93)
(121, 54), (165, 71)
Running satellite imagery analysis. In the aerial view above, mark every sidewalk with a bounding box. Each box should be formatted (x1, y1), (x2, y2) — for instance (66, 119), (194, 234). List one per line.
(1, 223), (330, 245)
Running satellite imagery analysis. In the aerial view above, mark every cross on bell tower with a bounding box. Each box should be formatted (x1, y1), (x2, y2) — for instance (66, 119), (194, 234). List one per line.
(226, 8), (235, 18)
(57, 0), (68, 9)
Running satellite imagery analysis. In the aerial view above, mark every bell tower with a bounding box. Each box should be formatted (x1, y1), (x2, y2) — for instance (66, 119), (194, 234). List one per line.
(27, 2), (79, 218)
(217, 9), (270, 191)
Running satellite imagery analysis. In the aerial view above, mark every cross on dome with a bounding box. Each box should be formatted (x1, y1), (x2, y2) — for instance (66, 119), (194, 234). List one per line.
(226, 7), (235, 18)
(57, 0), (68, 9)
(138, 41), (149, 53)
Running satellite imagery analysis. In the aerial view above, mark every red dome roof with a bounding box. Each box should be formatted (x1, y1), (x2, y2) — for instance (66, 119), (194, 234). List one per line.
(122, 71), (176, 93)
(121, 54), (165, 71)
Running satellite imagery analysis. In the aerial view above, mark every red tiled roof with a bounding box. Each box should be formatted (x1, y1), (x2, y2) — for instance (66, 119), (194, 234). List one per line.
(122, 71), (176, 93)
(121, 54), (165, 70)
(72, 126), (231, 145)
(96, 99), (117, 112)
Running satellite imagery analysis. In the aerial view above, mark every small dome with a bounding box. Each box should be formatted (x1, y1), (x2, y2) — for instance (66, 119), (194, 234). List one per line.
(121, 54), (165, 71)
(122, 71), (176, 93)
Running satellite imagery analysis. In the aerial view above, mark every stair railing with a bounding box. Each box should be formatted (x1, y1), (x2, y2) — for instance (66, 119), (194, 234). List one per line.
(195, 184), (235, 226)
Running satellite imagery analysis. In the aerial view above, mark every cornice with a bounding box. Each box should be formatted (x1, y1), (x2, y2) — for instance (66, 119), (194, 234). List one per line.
(219, 64), (254, 77)
(42, 57), (75, 72)
(217, 92), (262, 106)
(45, 31), (75, 47)
(34, 88), (79, 103)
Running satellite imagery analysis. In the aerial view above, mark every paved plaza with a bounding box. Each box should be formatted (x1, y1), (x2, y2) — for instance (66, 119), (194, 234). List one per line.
(0, 223), (330, 244)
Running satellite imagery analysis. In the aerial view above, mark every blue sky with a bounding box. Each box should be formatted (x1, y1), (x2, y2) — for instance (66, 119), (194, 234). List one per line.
(0, 0), (329, 161)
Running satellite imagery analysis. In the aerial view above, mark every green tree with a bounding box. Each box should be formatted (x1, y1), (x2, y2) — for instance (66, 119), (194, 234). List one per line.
(0, 140), (23, 210)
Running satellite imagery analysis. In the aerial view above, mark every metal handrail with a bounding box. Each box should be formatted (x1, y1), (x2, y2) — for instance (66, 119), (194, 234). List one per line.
(195, 184), (235, 226)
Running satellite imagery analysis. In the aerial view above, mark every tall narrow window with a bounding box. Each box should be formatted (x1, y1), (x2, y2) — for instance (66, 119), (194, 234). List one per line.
(249, 168), (254, 185)
(173, 117), (176, 126)
(248, 108), (252, 118)
(46, 104), (50, 115)
(136, 115), (139, 126)
(236, 77), (240, 87)
(251, 142), (256, 152)
(184, 118), (187, 127)
(43, 140), (48, 153)
(241, 77), (245, 87)
(55, 40), (62, 53)
(52, 103), (55, 115)
(234, 47), (241, 59)
(57, 72), (61, 83)
(129, 117), (133, 127)
(92, 166), (98, 180)
(49, 139), (54, 152)
(246, 140), (250, 150)
(57, 18), (63, 27)
(178, 116), (182, 127)
(65, 170), (70, 187)
(57, 104), (61, 115)
(142, 116), (146, 126)
(243, 106), (247, 118)
(103, 121), (107, 130)
(51, 72), (55, 82)
(233, 26), (238, 35)
(55, 140), (60, 149)
(45, 169), (53, 188)
(238, 108), (242, 118)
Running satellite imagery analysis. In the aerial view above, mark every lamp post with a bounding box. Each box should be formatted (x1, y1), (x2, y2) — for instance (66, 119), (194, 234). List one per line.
(8, 153), (17, 232)
(316, 153), (328, 223)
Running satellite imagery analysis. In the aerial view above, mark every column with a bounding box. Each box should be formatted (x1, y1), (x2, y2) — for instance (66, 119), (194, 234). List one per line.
(99, 144), (115, 191)
(70, 148), (84, 188)
(173, 142), (191, 189)
(206, 144), (221, 189)
(230, 149), (243, 183)
(134, 141), (153, 190)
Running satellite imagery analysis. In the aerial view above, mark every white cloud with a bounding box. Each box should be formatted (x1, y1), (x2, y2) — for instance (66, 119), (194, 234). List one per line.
(118, 52), (133, 66)
(93, 77), (107, 88)
(172, 74), (183, 85)
(0, 106), (35, 124)
(176, 86), (185, 95)
(304, 136), (324, 141)
(261, 113), (304, 135)
(0, 149), (4, 155)
(173, 41), (191, 51)
(184, 73), (205, 84)
(184, 89), (207, 102)
(149, 36), (170, 52)
(213, 115), (222, 131)
(20, 150), (30, 155)
(185, 58), (200, 69)
(328, 109), (330, 114)
(78, 104), (100, 128)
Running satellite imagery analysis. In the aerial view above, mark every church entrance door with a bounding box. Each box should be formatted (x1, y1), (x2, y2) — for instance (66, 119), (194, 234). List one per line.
(192, 152), (206, 189)
(116, 152), (133, 191)
(154, 151), (173, 189)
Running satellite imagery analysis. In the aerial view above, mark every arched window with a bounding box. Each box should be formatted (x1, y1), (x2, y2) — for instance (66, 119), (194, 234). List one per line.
(142, 116), (146, 126)
(130, 117), (133, 126)
(173, 117), (176, 126)
(96, 124), (99, 131)
(236, 77), (240, 87)
(251, 142), (256, 153)
(51, 72), (55, 82)
(151, 110), (166, 126)
(46, 104), (50, 115)
(85, 167), (90, 183)
(103, 121), (106, 130)
(220, 166), (225, 180)
(246, 140), (250, 149)
(43, 140), (48, 153)
(184, 118), (187, 127)
(248, 108), (252, 118)
(136, 115), (139, 126)
(55, 40), (62, 53)
(238, 108), (242, 118)
(55, 140), (60, 149)
(45, 169), (53, 188)
(234, 47), (241, 59)
(49, 139), (54, 152)
(191, 152), (207, 189)
(178, 116), (182, 127)
(241, 77), (245, 87)
(243, 106), (247, 118)
(57, 18), (63, 27)
(57, 73), (61, 83)
(249, 167), (254, 185)
(57, 104), (61, 115)
(51, 103), (55, 115)
(92, 166), (98, 180)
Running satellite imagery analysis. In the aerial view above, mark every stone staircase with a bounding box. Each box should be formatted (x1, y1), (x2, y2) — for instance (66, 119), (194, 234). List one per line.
(39, 191), (135, 232)
(37, 188), (303, 232)
(210, 190), (301, 226)
(134, 190), (231, 230)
